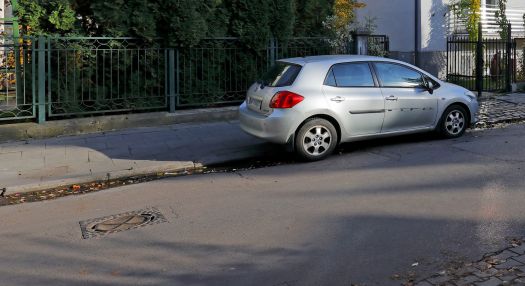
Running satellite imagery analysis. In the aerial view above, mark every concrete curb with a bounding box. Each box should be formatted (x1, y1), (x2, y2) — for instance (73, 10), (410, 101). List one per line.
(5, 161), (203, 196)
(0, 106), (239, 144)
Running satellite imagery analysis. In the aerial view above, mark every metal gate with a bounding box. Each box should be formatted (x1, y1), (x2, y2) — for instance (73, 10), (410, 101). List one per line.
(447, 24), (517, 94)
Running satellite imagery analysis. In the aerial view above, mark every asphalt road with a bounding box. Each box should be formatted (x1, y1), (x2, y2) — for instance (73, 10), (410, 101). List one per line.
(1, 124), (524, 286)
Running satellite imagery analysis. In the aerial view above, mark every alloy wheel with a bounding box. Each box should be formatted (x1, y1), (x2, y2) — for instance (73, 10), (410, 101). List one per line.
(302, 125), (332, 156)
(445, 110), (465, 135)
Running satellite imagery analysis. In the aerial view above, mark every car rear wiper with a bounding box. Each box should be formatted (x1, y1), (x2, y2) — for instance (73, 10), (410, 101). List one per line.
(256, 79), (267, 89)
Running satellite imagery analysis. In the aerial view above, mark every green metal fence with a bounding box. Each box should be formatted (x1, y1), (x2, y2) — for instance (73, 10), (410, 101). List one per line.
(0, 4), (36, 122)
(0, 36), (388, 123)
(46, 37), (168, 117)
(175, 37), (335, 108)
(176, 38), (269, 108)
(0, 37), (34, 122)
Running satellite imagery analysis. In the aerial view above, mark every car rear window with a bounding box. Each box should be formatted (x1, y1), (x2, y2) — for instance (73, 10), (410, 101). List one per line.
(260, 62), (302, 87)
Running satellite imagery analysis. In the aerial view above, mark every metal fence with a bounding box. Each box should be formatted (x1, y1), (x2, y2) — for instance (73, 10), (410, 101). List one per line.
(0, 37), (34, 122)
(447, 24), (519, 94)
(176, 37), (336, 108)
(46, 37), (167, 117)
(0, 35), (389, 123)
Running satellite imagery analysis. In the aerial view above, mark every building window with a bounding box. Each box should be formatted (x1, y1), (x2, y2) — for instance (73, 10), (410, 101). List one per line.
(486, 0), (497, 7)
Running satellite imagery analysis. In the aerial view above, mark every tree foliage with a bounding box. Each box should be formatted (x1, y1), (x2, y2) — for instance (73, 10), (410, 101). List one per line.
(323, 0), (366, 52)
(294, 0), (334, 36)
(17, 0), (77, 35)
(450, 0), (481, 40)
(332, 0), (365, 32)
(17, 0), (315, 47)
(494, 0), (509, 40)
(518, 14), (525, 81)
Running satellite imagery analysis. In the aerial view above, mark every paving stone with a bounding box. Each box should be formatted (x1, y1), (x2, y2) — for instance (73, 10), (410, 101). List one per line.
(514, 265), (525, 273)
(509, 245), (525, 255)
(415, 281), (434, 286)
(475, 277), (503, 286)
(455, 275), (483, 286)
(492, 250), (518, 262)
(475, 268), (499, 278)
(513, 255), (525, 264)
(494, 258), (524, 270)
(0, 151), (22, 162)
(427, 274), (453, 285)
(511, 278), (525, 285)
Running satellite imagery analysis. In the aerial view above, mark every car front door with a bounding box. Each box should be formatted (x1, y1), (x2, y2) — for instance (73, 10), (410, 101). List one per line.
(373, 62), (438, 133)
(322, 62), (385, 137)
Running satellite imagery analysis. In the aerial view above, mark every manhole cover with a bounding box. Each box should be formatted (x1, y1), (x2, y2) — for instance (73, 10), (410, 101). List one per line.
(79, 207), (167, 239)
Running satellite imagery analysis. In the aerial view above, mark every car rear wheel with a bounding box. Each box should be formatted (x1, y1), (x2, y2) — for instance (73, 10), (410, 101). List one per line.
(438, 105), (468, 138)
(295, 118), (338, 161)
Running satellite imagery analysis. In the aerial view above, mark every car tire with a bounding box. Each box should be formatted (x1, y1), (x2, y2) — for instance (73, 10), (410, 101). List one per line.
(438, 105), (469, 138)
(295, 118), (338, 161)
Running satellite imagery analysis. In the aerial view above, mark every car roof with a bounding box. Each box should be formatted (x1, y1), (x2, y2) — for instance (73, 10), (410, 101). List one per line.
(279, 55), (399, 66)
(278, 55), (441, 82)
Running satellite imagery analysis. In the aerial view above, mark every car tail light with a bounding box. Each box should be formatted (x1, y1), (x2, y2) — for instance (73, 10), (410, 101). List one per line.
(270, 91), (304, 109)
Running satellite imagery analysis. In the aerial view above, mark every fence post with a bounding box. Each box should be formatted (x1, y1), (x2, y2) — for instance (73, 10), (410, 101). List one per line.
(475, 22), (483, 98)
(168, 48), (176, 113)
(37, 36), (46, 123)
(269, 37), (276, 66)
(505, 24), (512, 93)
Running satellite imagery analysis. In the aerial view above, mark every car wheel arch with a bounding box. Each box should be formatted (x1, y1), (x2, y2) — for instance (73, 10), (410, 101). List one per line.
(295, 114), (343, 145)
(444, 102), (471, 126)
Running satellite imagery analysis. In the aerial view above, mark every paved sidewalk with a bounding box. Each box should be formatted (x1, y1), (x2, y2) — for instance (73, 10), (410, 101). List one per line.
(0, 121), (273, 195)
(0, 93), (524, 195)
(477, 93), (525, 127)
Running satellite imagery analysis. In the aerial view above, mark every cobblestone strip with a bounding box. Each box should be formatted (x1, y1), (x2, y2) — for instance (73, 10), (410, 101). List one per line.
(476, 98), (525, 127)
(416, 239), (525, 286)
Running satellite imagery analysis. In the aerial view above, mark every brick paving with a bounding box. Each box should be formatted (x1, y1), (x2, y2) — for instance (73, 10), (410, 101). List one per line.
(416, 239), (525, 286)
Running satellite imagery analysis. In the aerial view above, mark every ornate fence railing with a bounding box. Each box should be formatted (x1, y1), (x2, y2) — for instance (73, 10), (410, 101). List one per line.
(46, 37), (168, 117)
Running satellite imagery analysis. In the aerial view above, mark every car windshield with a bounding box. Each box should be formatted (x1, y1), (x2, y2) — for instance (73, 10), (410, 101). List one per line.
(260, 62), (302, 87)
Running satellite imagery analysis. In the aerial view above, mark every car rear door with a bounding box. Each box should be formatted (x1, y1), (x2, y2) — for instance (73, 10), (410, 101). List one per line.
(322, 62), (385, 136)
(372, 62), (438, 133)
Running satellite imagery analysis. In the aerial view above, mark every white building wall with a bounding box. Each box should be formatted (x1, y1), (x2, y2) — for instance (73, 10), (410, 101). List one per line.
(507, 0), (525, 10)
(355, 0), (416, 53)
(420, 0), (453, 52)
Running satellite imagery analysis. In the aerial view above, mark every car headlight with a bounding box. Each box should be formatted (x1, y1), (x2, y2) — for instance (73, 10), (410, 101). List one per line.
(465, 91), (477, 101)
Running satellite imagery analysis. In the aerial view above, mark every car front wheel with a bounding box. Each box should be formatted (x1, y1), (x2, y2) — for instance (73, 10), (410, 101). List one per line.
(439, 105), (468, 138)
(295, 118), (338, 161)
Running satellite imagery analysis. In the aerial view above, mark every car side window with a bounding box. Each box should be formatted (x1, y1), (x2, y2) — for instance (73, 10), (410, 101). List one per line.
(374, 62), (425, 88)
(324, 62), (375, 87)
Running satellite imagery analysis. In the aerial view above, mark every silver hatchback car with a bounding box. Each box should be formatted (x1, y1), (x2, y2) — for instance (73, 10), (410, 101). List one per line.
(239, 55), (479, 161)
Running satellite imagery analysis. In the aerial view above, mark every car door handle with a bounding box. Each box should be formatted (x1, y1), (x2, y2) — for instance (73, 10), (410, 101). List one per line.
(385, 95), (398, 101)
(330, 96), (345, 103)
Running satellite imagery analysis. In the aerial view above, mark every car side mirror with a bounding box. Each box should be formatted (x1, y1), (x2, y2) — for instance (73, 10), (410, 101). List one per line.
(423, 80), (434, 94)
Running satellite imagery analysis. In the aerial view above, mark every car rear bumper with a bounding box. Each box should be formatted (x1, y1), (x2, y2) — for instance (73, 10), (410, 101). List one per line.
(239, 102), (296, 144)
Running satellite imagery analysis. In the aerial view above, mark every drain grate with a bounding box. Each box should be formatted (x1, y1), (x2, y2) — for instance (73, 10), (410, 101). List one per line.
(79, 207), (167, 239)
